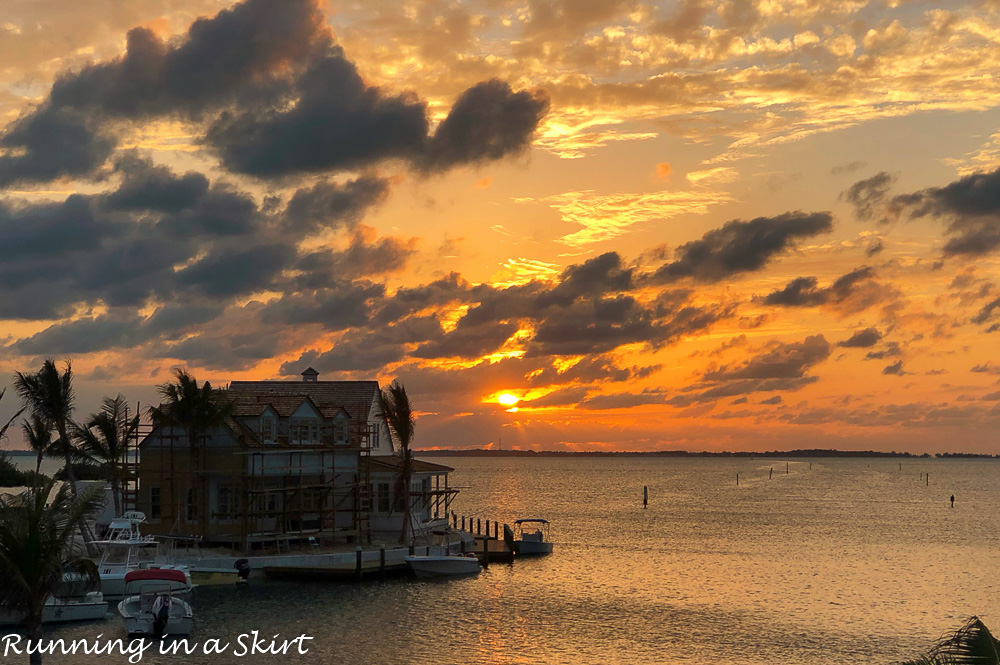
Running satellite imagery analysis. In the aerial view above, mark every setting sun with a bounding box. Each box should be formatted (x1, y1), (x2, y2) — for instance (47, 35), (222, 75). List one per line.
(497, 393), (519, 406)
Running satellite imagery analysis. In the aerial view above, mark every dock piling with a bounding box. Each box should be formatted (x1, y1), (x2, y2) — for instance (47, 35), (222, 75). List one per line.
(736, 473), (739, 486)
(355, 546), (362, 581)
(483, 535), (489, 569)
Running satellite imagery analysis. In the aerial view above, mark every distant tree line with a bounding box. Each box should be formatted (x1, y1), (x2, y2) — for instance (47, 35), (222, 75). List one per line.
(418, 448), (998, 458)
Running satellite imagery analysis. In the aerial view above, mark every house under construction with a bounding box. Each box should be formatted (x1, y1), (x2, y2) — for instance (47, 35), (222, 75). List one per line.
(133, 368), (457, 550)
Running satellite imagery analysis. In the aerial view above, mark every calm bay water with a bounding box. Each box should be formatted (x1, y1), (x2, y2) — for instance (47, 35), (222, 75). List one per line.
(14, 456), (1000, 664)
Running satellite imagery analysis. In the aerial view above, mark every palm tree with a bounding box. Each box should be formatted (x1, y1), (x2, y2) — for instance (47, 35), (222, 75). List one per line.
(0, 479), (103, 665)
(149, 369), (232, 536)
(22, 414), (55, 477)
(378, 381), (415, 545)
(73, 395), (139, 518)
(900, 616), (1000, 665)
(13, 361), (78, 491)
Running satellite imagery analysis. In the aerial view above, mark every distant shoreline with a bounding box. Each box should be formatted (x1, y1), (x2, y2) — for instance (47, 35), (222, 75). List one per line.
(414, 448), (999, 459)
(7, 447), (996, 459)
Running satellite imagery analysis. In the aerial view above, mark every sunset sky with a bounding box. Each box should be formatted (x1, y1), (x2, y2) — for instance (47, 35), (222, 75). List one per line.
(2, 0), (1000, 453)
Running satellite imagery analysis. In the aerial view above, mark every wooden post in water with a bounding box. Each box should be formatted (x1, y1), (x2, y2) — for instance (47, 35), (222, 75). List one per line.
(477, 518), (481, 535)
(736, 473), (739, 486)
(926, 473), (929, 486)
(486, 519), (490, 538)
(379, 545), (386, 578)
(643, 485), (648, 509)
(462, 515), (466, 531)
(453, 513), (458, 529)
(355, 546), (363, 581)
(482, 534), (489, 569)
(769, 468), (772, 479)
(786, 462), (789, 475)
(493, 521), (499, 539)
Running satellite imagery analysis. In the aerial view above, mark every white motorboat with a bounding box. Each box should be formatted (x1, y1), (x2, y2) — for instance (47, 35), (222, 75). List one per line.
(117, 570), (193, 637)
(0, 593), (108, 626)
(94, 512), (192, 598)
(513, 518), (554, 555)
(405, 553), (481, 578)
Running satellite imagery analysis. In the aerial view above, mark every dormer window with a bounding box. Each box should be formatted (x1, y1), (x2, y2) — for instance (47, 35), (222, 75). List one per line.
(333, 416), (348, 445)
(260, 416), (276, 443)
(290, 417), (319, 444)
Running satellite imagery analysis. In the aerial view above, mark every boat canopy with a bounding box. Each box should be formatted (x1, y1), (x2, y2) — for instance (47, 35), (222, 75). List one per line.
(514, 518), (549, 524)
(123, 569), (187, 585)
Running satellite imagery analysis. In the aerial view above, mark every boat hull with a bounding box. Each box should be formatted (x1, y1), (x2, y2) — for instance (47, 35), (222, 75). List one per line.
(189, 568), (241, 586)
(0, 594), (108, 626)
(515, 540), (554, 555)
(118, 597), (193, 637)
(405, 555), (480, 578)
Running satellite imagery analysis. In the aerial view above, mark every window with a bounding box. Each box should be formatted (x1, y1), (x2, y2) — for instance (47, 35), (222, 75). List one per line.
(149, 487), (161, 519)
(186, 489), (197, 522)
(218, 486), (232, 518)
(260, 417), (275, 443)
(290, 418), (319, 443)
(377, 483), (390, 513)
(333, 419), (348, 445)
(371, 426), (380, 450)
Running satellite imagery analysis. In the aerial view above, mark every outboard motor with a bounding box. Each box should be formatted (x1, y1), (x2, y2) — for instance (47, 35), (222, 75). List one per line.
(152, 595), (170, 638)
(234, 558), (251, 583)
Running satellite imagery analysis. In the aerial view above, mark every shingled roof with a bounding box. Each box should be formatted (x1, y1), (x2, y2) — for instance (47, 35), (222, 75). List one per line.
(227, 380), (380, 421)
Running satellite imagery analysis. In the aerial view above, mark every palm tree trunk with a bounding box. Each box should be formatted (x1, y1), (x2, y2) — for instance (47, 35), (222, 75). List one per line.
(110, 474), (121, 517)
(399, 449), (412, 545)
(28, 616), (42, 665)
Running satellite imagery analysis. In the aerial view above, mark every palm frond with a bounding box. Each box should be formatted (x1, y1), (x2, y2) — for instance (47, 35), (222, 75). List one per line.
(899, 617), (1000, 665)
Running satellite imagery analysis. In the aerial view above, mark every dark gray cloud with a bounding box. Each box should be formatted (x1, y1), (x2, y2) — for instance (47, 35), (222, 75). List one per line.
(0, 107), (114, 186)
(838, 327), (883, 348)
(842, 172), (895, 221)
(865, 342), (901, 360)
(1, 0), (548, 186)
(971, 297), (1000, 325)
(669, 335), (831, 406)
(865, 238), (884, 257)
(759, 266), (893, 315)
(892, 167), (1000, 256)
(284, 177), (391, 235)
(1, 0), (329, 185)
(882, 360), (905, 375)
(0, 151), (412, 323)
(831, 161), (867, 175)
(652, 211), (833, 283)
(419, 80), (550, 172)
(206, 49), (430, 176)
(577, 390), (666, 410)
(758, 395), (783, 405)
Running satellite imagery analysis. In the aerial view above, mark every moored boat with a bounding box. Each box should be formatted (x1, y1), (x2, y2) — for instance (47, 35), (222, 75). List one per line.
(405, 553), (481, 578)
(117, 569), (193, 637)
(0, 593), (109, 626)
(512, 518), (554, 555)
(93, 512), (192, 598)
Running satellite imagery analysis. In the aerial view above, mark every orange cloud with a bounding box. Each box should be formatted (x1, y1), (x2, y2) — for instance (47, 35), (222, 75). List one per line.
(474, 177), (493, 189)
(656, 162), (672, 181)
